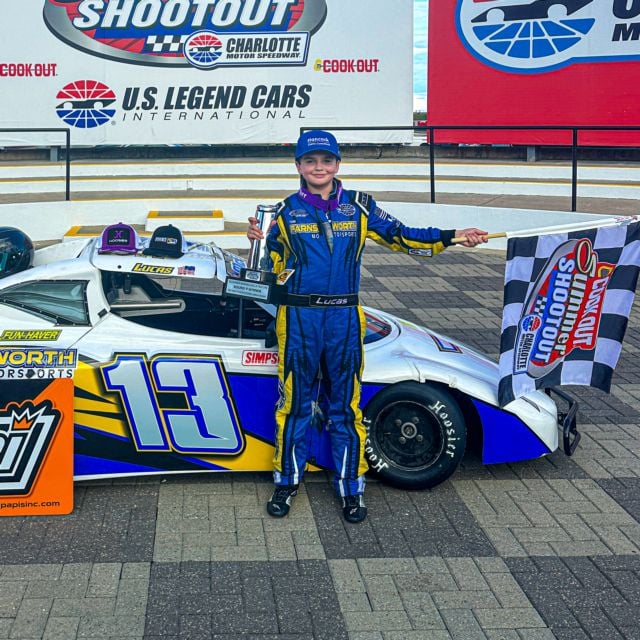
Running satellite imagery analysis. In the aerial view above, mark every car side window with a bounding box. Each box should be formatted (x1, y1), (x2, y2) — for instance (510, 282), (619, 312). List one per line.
(0, 280), (89, 325)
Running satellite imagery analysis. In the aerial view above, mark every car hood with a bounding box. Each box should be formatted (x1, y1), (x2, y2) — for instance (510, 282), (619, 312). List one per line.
(369, 309), (502, 406)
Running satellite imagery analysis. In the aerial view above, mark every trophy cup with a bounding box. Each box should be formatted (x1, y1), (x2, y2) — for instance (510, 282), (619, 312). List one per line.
(223, 204), (289, 304)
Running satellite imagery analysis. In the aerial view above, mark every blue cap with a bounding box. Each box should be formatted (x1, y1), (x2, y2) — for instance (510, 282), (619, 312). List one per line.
(295, 130), (341, 160)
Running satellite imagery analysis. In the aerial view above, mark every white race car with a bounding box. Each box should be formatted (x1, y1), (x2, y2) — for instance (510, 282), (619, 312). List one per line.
(0, 232), (579, 489)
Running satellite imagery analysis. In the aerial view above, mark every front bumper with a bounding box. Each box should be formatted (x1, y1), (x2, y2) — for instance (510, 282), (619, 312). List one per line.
(547, 387), (580, 456)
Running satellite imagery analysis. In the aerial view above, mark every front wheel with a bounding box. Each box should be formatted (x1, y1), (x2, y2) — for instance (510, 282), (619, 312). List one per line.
(363, 382), (466, 490)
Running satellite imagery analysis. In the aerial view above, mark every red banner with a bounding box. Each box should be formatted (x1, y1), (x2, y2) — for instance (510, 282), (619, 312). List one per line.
(428, 1), (640, 146)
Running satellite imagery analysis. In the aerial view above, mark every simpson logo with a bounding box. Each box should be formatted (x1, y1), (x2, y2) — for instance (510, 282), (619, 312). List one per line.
(0, 400), (61, 496)
(132, 263), (174, 274)
(456, 0), (640, 73)
(0, 348), (77, 379)
(55, 80), (116, 128)
(0, 330), (61, 342)
(43, 0), (327, 69)
(514, 238), (615, 376)
(242, 350), (279, 365)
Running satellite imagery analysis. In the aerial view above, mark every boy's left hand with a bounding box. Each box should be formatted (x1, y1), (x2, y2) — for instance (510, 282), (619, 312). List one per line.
(455, 228), (489, 247)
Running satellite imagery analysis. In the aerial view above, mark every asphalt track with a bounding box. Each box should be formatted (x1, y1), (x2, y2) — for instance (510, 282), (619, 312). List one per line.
(1, 158), (640, 639)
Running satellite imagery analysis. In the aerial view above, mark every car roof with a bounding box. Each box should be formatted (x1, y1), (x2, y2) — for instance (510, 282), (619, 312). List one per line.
(89, 238), (245, 283)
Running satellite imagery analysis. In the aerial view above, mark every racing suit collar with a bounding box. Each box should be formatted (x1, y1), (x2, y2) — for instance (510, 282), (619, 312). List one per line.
(298, 179), (343, 212)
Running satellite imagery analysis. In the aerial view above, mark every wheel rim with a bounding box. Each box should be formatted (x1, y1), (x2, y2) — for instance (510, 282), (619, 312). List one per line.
(371, 399), (446, 470)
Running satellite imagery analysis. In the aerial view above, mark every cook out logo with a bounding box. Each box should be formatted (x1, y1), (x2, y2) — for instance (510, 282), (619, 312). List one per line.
(55, 80), (116, 128)
(43, 0), (327, 69)
(514, 238), (615, 377)
(456, 0), (640, 73)
(313, 58), (380, 73)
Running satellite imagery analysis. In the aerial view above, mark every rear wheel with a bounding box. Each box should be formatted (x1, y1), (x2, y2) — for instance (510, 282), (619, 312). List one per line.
(363, 382), (466, 490)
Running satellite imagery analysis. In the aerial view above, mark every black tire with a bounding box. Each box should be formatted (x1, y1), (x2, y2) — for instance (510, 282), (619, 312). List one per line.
(363, 382), (466, 490)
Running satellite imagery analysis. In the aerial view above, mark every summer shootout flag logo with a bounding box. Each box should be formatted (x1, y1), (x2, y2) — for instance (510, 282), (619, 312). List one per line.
(499, 223), (640, 407)
(43, 0), (327, 69)
(456, 0), (640, 73)
(515, 238), (614, 377)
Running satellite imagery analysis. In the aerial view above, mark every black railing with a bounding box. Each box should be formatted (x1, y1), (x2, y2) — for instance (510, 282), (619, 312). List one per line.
(0, 128), (71, 201)
(301, 125), (640, 212)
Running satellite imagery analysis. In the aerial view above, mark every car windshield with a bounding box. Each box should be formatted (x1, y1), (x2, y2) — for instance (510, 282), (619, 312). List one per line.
(364, 312), (392, 344)
(0, 280), (89, 325)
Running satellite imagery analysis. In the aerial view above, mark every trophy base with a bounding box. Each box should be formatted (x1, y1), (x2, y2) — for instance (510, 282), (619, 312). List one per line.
(223, 268), (285, 304)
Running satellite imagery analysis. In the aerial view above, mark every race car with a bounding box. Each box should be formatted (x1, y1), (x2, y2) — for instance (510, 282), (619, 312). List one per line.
(0, 227), (579, 490)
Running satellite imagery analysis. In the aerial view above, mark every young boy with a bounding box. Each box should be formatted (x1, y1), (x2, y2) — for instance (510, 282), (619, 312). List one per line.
(249, 130), (487, 523)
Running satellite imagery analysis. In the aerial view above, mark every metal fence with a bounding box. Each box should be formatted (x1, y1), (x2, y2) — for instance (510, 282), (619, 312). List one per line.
(0, 128), (71, 201)
(301, 125), (640, 212)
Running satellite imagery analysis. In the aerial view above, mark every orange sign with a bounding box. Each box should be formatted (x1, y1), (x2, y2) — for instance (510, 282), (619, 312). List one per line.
(0, 378), (74, 516)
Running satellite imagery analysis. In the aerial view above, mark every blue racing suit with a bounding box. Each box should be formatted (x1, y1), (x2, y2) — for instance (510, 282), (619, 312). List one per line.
(267, 180), (454, 497)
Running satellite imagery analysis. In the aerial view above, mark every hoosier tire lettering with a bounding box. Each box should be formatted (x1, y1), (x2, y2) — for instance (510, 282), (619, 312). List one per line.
(363, 382), (467, 490)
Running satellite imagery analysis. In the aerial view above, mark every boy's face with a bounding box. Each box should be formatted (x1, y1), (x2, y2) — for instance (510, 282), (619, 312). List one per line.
(296, 152), (340, 192)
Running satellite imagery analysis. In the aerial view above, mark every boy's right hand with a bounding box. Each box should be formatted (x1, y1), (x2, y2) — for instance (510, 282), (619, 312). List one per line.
(247, 216), (264, 241)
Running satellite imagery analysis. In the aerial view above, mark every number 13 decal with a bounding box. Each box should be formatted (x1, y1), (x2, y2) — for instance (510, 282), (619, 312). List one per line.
(102, 354), (244, 455)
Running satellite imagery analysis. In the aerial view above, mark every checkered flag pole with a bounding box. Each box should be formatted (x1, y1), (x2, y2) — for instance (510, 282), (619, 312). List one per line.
(452, 215), (638, 244)
(498, 219), (640, 407)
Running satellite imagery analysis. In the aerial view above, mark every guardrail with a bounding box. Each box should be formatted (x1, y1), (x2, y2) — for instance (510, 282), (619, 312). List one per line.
(301, 125), (640, 213)
(0, 128), (71, 201)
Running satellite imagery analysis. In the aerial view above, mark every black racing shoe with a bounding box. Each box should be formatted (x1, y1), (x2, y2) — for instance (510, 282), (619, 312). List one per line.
(342, 495), (367, 523)
(266, 485), (298, 518)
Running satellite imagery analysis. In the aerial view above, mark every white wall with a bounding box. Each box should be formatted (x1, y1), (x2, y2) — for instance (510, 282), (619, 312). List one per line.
(0, 198), (616, 250)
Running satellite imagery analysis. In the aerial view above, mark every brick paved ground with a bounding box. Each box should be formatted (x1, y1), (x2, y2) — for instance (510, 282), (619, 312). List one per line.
(2, 243), (640, 639)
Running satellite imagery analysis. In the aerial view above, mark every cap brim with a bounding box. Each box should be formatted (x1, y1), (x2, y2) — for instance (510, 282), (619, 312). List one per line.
(296, 145), (341, 160)
(142, 248), (184, 257)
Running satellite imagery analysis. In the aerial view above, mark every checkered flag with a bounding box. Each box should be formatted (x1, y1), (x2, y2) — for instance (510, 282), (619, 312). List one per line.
(145, 35), (186, 53)
(498, 222), (640, 407)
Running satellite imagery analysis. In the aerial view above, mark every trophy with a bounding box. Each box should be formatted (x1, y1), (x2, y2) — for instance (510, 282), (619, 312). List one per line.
(223, 205), (291, 304)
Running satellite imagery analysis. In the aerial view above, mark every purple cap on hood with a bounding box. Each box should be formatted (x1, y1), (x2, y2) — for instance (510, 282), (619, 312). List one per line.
(99, 222), (138, 254)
